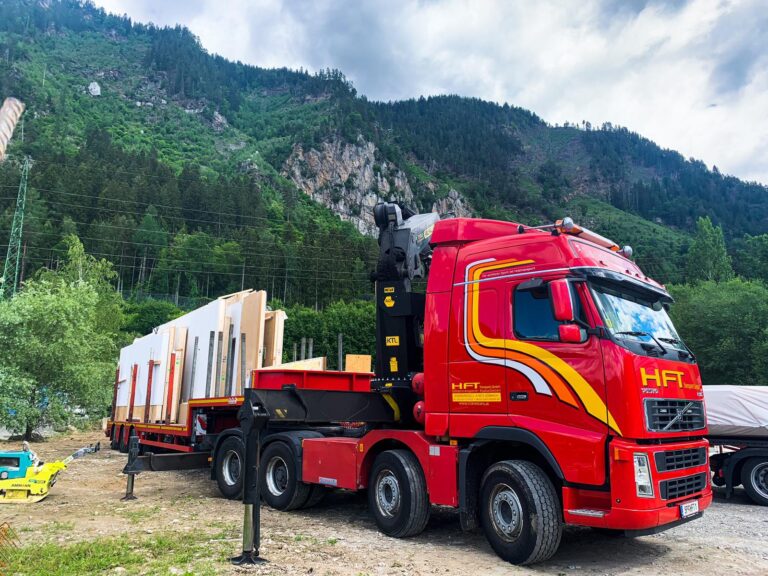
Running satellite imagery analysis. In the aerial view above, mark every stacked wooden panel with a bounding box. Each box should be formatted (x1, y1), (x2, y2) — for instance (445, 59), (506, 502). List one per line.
(114, 290), (287, 424)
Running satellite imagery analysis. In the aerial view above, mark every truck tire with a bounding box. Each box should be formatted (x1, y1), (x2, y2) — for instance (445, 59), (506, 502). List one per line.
(741, 457), (768, 506)
(302, 485), (327, 509)
(479, 460), (562, 565)
(367, 449), (430, 538)
(215, 435), (244, 499)
(260, 441), (310, 511)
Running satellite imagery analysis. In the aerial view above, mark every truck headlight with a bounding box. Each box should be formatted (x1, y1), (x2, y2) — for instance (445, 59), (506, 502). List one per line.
(633, 453), (654, 498)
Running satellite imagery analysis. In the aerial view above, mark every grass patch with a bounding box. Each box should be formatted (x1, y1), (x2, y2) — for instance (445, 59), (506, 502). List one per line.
(43, 520), (76, 534)
(122, 506), (159, 524)
(5, 532), (229, 576)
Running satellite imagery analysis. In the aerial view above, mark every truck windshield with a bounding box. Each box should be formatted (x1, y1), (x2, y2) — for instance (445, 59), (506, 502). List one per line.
(590, 284), (689, 356)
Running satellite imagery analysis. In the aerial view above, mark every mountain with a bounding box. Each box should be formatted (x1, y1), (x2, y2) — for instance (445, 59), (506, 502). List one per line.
(1, 0), (767, 304)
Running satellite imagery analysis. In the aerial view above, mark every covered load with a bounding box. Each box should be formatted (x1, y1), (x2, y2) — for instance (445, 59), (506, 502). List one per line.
(704, 385), (768, 438)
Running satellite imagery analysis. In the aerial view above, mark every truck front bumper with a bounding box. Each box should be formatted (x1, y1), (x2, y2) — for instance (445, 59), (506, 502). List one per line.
(563, 437), (713, 532)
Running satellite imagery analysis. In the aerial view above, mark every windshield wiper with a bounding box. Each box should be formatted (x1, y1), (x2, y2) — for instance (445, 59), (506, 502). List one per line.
(614, 331), (667, 355)
(657, 337), (696, 361)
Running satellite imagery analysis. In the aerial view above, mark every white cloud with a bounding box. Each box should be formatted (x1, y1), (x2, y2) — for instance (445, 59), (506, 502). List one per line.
(92, 0), (768, 184)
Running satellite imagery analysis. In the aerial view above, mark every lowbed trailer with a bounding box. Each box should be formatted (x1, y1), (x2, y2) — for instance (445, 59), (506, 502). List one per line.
(108, 203), (712, 565)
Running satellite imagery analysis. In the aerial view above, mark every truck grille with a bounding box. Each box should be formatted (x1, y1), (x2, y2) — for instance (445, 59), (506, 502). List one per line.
(654, 447), (707, 472)
(645, 399), (705, 432)
(659, 472), (707, 500)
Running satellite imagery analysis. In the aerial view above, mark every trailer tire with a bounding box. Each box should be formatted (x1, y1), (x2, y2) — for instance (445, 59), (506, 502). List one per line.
(741, 457), (768, 506)
(479, 460), (562, 565)
(215, 435), (244, 500)
(260, 441), (310, 511)
(118, 426), (128, 453)
(368, 449), (430, 538)
(110, 425), (119, 451)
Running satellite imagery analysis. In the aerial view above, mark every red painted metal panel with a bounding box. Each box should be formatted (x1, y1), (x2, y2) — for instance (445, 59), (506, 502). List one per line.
(127, 364), (138, 422)
(250, 369), (372, 392)
(301, 438), (359, 490)
(431, 218), (524, 246)
(144, 358), (154, 423)
(423, 290), (451, 413)
(165, 352), (176, 424)
(426, 444), (459, 506)
(424, 413), (449, 436)
(139, 438), (195, 452)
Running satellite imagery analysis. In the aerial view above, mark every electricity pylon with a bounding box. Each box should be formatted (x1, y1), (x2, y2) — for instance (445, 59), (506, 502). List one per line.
(1, 156), (31, 299)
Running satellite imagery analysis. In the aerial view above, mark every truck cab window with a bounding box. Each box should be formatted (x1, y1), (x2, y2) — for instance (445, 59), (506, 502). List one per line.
(514, 283), (587, 341)
(514, 286), (560, 341)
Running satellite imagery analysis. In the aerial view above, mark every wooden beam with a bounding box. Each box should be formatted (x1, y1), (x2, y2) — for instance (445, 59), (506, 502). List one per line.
(261, 356), (327, 371)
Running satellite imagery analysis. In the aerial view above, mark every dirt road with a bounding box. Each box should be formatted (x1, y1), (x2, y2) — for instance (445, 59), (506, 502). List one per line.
(2, 431), (767, 575)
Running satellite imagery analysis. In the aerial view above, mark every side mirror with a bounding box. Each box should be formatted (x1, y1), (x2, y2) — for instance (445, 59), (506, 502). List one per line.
(558, 324), (585, 344)
(549, 279), (574, 322)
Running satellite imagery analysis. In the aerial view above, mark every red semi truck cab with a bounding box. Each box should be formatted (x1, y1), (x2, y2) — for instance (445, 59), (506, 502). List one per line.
(418, 216), (711, 538)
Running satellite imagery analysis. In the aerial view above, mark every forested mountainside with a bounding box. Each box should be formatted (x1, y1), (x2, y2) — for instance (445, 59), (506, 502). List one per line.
(2, 0), (768, 305)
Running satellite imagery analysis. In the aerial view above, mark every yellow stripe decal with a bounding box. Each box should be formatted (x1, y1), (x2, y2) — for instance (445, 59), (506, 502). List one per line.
(464, 258), (622, 435)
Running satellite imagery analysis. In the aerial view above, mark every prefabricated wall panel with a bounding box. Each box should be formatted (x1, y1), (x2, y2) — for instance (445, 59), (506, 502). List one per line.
(114, 290), (288, 424)
(238, 290), (267, 394)
(263, 310), (287, 367)
(158, 298), (227, 401)
(217, 315), (232, 397)
(226, 301), (243, 396)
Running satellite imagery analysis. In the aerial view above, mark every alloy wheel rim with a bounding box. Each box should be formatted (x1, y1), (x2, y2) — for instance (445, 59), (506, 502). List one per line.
(490, 483), (523, 542)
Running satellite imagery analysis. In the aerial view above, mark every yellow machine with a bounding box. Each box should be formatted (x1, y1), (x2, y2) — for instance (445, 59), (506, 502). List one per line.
(0, 442), (100, 503)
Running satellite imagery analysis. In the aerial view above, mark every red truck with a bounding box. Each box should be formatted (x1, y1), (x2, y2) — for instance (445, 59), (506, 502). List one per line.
(108, 203), (711, 565)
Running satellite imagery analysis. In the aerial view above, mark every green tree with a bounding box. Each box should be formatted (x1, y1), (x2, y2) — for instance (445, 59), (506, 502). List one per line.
(122, 299), (183, 336)
(0, 237), (122, 439)
(685, 217), (733, 283)
(281, 300), (375, 369)
(669, 279), (768, 386)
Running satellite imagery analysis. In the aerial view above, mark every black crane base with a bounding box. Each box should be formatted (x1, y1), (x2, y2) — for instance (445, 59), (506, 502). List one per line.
(230, 551), (268, 565)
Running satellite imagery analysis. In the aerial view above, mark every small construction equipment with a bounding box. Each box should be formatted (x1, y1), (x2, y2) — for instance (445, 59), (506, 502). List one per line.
(0, 441), (100, 503)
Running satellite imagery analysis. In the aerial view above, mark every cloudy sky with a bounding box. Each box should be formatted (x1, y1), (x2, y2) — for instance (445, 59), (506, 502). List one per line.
(93, 0), (768, 185)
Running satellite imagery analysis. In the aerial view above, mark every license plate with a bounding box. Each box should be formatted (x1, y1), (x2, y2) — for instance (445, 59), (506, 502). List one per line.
(679, 500), (699, 518)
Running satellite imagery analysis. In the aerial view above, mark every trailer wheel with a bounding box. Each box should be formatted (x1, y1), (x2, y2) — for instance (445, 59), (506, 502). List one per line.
(118, 426), (128, 453)
(260, 441), (310, 511)
(367, 449), (430, 538)
(741, 457), (768, 506)
(215, 435), (244, 499)
(109, 425), (119, 450)
(479, 460), (562, 565)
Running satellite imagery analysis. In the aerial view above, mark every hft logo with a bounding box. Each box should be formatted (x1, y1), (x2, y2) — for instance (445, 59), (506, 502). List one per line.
(640, 368), (688, 388)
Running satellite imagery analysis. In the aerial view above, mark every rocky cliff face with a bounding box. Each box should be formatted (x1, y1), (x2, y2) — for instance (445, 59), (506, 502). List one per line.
(283, 136), (471, 235)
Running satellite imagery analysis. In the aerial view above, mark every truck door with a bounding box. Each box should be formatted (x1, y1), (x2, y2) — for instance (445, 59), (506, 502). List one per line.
(449, 281), (507, 415)
(505, 279), (609, 484)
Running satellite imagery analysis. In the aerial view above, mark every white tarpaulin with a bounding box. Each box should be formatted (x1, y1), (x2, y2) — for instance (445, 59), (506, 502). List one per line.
(704, 385), (768, 437)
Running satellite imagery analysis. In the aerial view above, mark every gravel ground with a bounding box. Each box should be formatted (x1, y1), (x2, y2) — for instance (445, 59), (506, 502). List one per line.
(2, 431), (768, 575)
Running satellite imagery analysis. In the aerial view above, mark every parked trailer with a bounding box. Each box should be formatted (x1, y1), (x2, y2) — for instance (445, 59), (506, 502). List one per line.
(108, 204), (712, 565)
(705, 385), (768, 505)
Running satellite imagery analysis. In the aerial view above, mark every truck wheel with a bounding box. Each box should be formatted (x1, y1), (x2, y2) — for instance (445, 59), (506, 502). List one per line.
(302, 485), (327, 509)
(215, 435), (244, 499)
(368, 449), (430, 538)
(260, 441), (310, 511)
(741, 457), (768, 506)
(479, 460), (562, 565)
